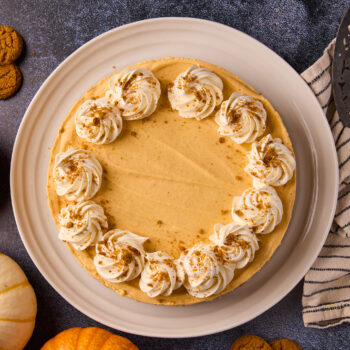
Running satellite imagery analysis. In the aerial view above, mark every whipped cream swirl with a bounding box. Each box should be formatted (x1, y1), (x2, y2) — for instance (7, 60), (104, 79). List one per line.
(210, 223), (259, 269)
(139, 251), (184, 297)
(232, 186), (283, 234)
(180, 244), (234, 298)
(53, 149), (103, 202)
(245, 134), (296, 186)
(168, 65), (223, 120)
(106, 68), (161, 120)
(75, 98), (123, 144)
(58, 201), (108, 250)
(215, 92), (266, 144)
(94, 229), (148, 283)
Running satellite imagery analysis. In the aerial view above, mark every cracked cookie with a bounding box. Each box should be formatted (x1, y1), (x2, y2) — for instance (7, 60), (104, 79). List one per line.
(270, 339), (302, 350)
(231, 334), (272, 350)
(0, 25), (23, 65)
(0, 63), (22, 99)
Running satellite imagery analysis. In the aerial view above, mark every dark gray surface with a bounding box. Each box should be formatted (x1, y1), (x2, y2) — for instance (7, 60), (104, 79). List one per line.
(0, 1), (349, 349)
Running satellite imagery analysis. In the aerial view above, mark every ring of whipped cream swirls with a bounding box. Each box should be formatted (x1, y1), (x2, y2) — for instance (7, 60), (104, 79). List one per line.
(58, 200), (108, 251)
(53, 148), (103, 202)
(168, 65), (223, 120)
(75, 98), (123, 144)
(106, 67), (161, 120)
(245, 134), (296, 187)
(215, 92), (267, 144)
(53, 64), (297, 300)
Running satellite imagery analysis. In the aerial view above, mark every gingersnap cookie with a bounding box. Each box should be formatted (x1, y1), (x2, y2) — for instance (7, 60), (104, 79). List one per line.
(0, 63), (22, 99)
(231, 334), (272, 350)
(0, 25), (23, 65)
(270, 339), (302, 350)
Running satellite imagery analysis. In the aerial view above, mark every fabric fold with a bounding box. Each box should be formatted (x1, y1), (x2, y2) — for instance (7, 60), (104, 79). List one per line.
(302, 39), (350, 328)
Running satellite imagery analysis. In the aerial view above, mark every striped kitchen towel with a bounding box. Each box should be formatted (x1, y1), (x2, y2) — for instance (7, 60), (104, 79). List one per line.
(301, 39), (350, 328)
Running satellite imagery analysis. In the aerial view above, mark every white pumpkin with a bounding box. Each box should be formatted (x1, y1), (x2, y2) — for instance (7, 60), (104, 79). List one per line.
(0, 253), (37, 350)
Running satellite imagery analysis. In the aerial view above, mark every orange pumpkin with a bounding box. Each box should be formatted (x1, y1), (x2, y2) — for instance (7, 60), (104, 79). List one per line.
(41, 327), (139, 350)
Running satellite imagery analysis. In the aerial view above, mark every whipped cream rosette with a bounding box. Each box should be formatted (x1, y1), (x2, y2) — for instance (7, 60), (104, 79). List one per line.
(215, 92), (266, 144)
(139, 251), (185, 297)
(245, 134), (296, 186)
(106, 68), (161, 120)
(180, 244), (234, 298)
(210, 223), (259, 269)
(168, 65), (223, 120)
(94, 229), (148, 283)
(53, 148), (103, 202)
(58, 201), (108, 251)
(75, 98), (123, 144)
(232, 186), (283, 234)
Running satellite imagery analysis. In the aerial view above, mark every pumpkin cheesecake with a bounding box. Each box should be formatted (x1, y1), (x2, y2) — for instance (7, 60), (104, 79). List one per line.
(47, 57), (296, 305)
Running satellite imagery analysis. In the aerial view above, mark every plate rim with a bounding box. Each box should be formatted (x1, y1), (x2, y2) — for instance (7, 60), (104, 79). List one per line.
(10, 17), (339, 338)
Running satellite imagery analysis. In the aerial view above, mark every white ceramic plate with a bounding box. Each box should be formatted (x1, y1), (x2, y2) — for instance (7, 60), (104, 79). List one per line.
(11, 18), (338, 338)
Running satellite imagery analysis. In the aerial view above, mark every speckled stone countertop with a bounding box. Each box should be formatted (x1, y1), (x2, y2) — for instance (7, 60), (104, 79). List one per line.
(1, 1), (349, 349)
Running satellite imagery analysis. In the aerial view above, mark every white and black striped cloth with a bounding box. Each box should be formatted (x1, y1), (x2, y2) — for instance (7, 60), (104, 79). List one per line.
(302, 40), (350, 328)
